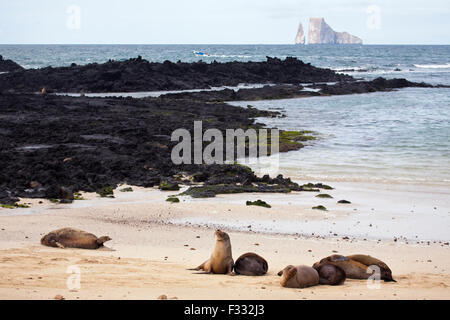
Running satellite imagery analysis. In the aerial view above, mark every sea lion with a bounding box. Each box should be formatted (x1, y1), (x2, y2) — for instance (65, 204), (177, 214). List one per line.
(313, 262), (346, 285)
(234, 252), (268, 276)
(41, 228), (111, 250)
(277, 265), (319, 288)
(315, 255), (371, 280)
(347, 254), (396, 282)
(188, 229), (234, 274)
(41, 87), (47, 96)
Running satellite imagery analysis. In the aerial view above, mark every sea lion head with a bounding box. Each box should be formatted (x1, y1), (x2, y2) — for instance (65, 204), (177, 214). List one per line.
(96, 236), (112, 246)
(277, 265), (297, 278)
(215, 229), (230, 242)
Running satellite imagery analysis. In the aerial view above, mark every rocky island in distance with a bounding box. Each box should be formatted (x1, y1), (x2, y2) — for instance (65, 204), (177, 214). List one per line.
(295, 17), (362, 45)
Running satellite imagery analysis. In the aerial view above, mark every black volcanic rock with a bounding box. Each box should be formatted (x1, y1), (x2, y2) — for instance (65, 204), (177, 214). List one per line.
(0, 55), (24, 73)
(0, 56), (353, 93)
(317, 77), (433, 95)
(0, 93), (288, 200)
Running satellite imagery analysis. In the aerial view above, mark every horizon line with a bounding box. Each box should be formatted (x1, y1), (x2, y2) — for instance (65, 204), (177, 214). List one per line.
(1, 43), (449, 46)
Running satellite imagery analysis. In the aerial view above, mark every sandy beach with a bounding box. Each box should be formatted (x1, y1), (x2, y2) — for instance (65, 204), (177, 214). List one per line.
(0, 183), (449, 300)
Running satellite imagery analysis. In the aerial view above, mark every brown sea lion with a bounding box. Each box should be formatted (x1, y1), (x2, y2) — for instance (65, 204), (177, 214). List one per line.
(234, 252), (268, 276)
(188, 229), (234, 274)
(347, 254), (396, 282)
(41, 228), (111, 250)
(315, 255), (371, 280)
(313, 262), (346, 285)
(277, 265), (319, 288)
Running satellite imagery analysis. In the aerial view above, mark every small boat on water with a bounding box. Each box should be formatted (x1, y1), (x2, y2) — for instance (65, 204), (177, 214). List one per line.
(193, 51), (210, 57)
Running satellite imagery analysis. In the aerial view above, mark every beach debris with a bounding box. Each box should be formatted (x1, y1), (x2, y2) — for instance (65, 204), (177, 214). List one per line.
(54, 294), (65, 300)
(157, 295), (168, 300)
(312, 205), (327, 211)
(246, 200), (271, 208)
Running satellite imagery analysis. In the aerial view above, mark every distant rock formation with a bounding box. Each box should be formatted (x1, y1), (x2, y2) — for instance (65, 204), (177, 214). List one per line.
(295, 23), (305, 44)
(307, 18), (362, 44)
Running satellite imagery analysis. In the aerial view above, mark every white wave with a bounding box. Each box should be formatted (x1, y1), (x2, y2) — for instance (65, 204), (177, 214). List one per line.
(414, 63), (450, 69)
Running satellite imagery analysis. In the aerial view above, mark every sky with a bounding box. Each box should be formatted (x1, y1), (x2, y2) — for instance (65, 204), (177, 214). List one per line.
(0, 0), (449, 44)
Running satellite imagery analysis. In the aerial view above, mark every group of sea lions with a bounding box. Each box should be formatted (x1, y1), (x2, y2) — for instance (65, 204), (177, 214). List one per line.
(186, 229), (396, 289)
(278, 253), (396, 289)
(40, 228), (395, 289)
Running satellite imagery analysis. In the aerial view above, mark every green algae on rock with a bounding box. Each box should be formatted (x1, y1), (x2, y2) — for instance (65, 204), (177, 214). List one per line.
(246, 200), (271, 208)
(312, 205), (328, 211)
(96, 187), (115, 198)
(316, 194), (333, 199)
(159, 182), (180, 191)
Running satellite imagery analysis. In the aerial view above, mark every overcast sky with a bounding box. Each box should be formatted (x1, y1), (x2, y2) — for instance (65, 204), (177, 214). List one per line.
(0, 0), (449, 44)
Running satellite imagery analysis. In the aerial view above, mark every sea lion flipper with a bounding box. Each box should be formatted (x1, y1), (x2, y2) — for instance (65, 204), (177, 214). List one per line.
(55, 242), (65, 249)
(188, 259), (208, 271)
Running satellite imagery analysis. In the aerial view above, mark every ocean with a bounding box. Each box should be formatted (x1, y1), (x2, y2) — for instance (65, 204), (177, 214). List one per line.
(1, 44), (449, 185)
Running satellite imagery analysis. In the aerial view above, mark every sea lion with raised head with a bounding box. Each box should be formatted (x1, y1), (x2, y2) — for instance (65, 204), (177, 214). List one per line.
(312, 262), (346, 285)
(41, 228), (111, 250)
(347, 254), (396, 282)
(188, 229), (234, 274)
(234, 252), (268, 276)
(277, 265), (319, 288)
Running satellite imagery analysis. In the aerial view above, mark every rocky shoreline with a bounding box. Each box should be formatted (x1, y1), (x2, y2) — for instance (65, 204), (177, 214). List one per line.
(0, 56), (447, 206)
(0, 56), (352, 94)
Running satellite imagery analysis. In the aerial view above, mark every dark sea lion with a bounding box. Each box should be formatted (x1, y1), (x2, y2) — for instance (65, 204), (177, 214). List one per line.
(188, 229), (234, 274)
(234, 252), (268, 276)
(316, 255), (371, 280)
(313, 262), (346, 285)
(277, 265), (319, 288)
(347, 254), (396, 282)
(41, 228), (111, 250)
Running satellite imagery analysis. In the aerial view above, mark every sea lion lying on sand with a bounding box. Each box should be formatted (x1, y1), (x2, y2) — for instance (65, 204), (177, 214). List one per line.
(188, 229), (234, 274)
(278, 265), (319, 288)
(313, 262), (346, 285)
(41, 228), (111, 250)
(347, 254), (396, 282)
(315, 254), (396, 282)
(234, 252), (268, 276)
